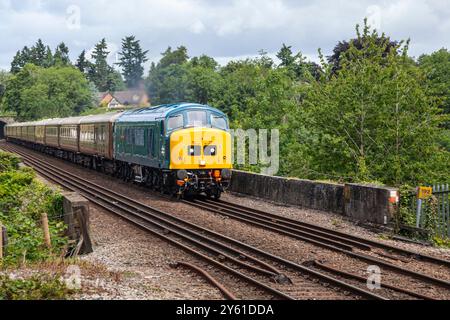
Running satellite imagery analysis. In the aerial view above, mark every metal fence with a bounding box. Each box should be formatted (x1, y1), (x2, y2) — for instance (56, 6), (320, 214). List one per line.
(405, 184), (450, 238)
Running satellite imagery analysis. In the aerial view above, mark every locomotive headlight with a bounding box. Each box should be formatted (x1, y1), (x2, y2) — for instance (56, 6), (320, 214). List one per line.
(161, 145), (165, 156)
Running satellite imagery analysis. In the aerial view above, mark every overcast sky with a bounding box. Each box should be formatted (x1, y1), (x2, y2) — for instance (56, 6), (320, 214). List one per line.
(1, 0), (449, 71)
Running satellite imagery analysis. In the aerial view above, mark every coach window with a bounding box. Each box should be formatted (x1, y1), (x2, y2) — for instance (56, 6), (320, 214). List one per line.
(167, 114), (183, 132)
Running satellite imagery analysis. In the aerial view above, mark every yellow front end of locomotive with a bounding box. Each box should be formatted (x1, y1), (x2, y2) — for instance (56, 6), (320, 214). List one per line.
(169, 128), (232, 170)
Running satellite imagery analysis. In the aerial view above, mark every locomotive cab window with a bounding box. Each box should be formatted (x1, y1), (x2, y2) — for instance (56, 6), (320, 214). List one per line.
(211, 114), (228, 130)
(167, 114), (183, 132)
(186, 111), (207, 128)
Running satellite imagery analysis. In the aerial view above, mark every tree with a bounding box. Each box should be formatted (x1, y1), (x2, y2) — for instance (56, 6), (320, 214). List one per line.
(106, 68), (126, 92)
(53, 42), (71, 66)
(89, 38), (110, 91)
(302, 21), (449, 185)
(117, 36), (148, 88)
(145, 46), (190, 104)
(418, 48), (450, 128)
(328, 20), (398, 75)
(187, 55), (221, 104)
(10, 51), (24, 74)
(159, 46), (189, 67)
(0, 71), (11, 109)
(276, 44), (322, 81)
(277, 44), (296, 67)
(75, 50), (90, 73)
(29, 39), (48, 67)
(43, 46), (54, 68)
(10, 41), (54, 72)
(3, 64), (94, 120)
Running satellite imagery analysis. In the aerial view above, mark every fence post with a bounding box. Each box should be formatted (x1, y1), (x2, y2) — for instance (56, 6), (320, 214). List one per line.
(416, 198), (423, 228)
(41, 212), (52, 249)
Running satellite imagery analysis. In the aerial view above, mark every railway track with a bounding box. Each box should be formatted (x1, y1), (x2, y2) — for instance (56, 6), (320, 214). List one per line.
(1, 143), (386, 300)
(190, 197), (450, 267)
(2, 142), (448, 300)
(184, 197), (450, 287)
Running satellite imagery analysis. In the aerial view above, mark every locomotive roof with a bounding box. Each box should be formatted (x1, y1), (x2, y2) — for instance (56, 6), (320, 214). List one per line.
(116, 103), (226, 123)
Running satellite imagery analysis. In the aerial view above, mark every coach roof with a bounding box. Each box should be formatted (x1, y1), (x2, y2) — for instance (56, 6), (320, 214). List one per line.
(78, 112), (124, 124)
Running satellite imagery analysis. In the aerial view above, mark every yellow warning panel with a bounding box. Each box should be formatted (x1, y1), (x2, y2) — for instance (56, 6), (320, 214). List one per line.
(417, 187), (433, 199)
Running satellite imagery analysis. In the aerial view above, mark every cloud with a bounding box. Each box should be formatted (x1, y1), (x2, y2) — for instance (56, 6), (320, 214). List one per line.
(0, 0), (449, 71)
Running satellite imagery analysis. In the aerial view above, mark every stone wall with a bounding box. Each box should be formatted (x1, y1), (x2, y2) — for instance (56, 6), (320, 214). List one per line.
(229, 170), (398, 225)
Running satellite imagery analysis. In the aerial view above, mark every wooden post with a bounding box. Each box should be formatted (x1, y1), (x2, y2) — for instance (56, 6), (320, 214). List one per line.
(41, 212), (52, 249)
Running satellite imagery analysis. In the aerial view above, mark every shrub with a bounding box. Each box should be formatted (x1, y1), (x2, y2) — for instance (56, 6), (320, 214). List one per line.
(0, 151), (21, 172)
(0, 152), (68, 266)
(0, 274), (72, 300)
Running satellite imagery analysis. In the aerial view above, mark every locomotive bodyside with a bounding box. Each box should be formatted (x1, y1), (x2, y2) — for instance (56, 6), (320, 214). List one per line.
(114, 103), (232, 197)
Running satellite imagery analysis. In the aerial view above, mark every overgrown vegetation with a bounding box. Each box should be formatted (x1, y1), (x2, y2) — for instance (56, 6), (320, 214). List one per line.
(0, 274), (72, 300)
(0, 151), (67, 265)
(397, 185), (450, 246)
(0, 151), (72, 299)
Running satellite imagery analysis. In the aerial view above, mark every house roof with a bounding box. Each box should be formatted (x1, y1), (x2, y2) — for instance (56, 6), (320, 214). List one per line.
(111, 90), (148, 105)
(96, 92), (110, 103)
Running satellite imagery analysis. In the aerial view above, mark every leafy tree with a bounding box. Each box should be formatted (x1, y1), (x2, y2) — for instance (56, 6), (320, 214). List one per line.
(53, 42), (71, 66)
(75, 50), (90, 73)
(276, 44), (322, 81)
(187, 56), (221, 104)
(231, 66), (303, 175)
(145, 46), (191, 104)
(159, 46), (189, 67)
(277, 44), (296, 67)
(117, 36), (148, 88)
(302, 21), (449, 185)
(0, 71), (11, 108)
(213, 57), (272, 116)
(328, 21), (398, 75)
(3, 64), (94, 120)
(106, 69), (126, 92)
(418, 48), (450, 128)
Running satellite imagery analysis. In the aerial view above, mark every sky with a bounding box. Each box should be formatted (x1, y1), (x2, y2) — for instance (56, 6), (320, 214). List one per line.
(0, 0), (449, 71)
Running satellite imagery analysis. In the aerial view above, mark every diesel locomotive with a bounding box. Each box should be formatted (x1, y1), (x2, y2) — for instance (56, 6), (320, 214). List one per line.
(4, 103), (233, 199)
